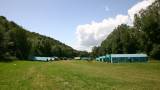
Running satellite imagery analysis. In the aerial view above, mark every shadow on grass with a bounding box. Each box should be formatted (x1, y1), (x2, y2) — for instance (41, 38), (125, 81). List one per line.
(0, 59), (15, 63)
(0, 59), (32, 63)
(149, 60), (160, 63)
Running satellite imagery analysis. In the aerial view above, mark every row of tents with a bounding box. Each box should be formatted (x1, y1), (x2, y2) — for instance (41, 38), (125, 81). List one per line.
(32, 56), (91, 62)
(32, 54), (148, 63)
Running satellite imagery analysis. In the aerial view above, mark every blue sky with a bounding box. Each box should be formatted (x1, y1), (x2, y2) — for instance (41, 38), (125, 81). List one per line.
(0, 0), (148, 51)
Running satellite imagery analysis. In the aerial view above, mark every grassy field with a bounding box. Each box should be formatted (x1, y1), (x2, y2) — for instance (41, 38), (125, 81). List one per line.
(0, 60), (160, 90)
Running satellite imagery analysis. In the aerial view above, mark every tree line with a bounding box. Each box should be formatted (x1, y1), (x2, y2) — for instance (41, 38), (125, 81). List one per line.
(91, 0), (160, 60)
(0, 16), (88, 61)
(0, 0), (159, 61)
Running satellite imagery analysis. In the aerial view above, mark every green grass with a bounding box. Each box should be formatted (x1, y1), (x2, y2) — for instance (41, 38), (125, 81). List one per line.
(0, 60), (160, 90)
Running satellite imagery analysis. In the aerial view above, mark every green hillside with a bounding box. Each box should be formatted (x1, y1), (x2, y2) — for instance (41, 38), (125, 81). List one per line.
(0, 16), (88, 61)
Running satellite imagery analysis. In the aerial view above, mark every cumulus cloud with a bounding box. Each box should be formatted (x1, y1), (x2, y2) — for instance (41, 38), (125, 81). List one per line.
(128, 0), (155, 22)
(75, 15), (129, 51)
(75, 0), (155, 51)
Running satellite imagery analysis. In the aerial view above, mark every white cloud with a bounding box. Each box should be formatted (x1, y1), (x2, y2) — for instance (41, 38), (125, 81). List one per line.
(75, 0), (155, 51)
(75, 15), (129, 51)
(128, 0), (155, 22)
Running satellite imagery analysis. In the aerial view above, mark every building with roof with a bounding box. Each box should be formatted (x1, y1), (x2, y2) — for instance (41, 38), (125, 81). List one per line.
(96, 54), (148, 63)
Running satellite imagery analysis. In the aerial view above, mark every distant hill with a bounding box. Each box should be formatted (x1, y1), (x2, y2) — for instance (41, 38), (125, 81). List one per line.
(0, 16), (88, 60)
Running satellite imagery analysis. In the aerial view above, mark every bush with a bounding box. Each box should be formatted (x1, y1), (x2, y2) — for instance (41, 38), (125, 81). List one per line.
(150, 44), (160, 60)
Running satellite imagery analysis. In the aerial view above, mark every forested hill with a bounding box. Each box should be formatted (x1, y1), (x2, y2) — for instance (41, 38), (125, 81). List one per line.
(92, 0), (160, 60)
(0, 16), (88, 60)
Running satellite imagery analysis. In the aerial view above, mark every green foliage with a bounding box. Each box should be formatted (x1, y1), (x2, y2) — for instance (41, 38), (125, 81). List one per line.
(98, 24), (139, 55)
(92, 0), (160, 60)
(78, 51), (90, 57)
(134, 0), (160, 44)
(0, 28), (5, 59)
(27, 32), (82, 58)
(0, 16), (87, 61)
(150, 44), (160, 59)
(7, 28), (31, 59)
(134, 0), (160, 59)
(91, 46), (106, 57)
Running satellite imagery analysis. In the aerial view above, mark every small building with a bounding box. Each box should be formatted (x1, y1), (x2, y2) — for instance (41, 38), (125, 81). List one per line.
(74, 57), (81, 60)
(74, 57), (91, 60)
(33, 57), (56, 61)
(96, 55), (111, 62)
(96, 54), (148, 63)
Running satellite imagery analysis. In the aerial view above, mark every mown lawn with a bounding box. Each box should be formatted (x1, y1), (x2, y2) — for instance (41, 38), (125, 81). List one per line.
(0, 60), (160, 90)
